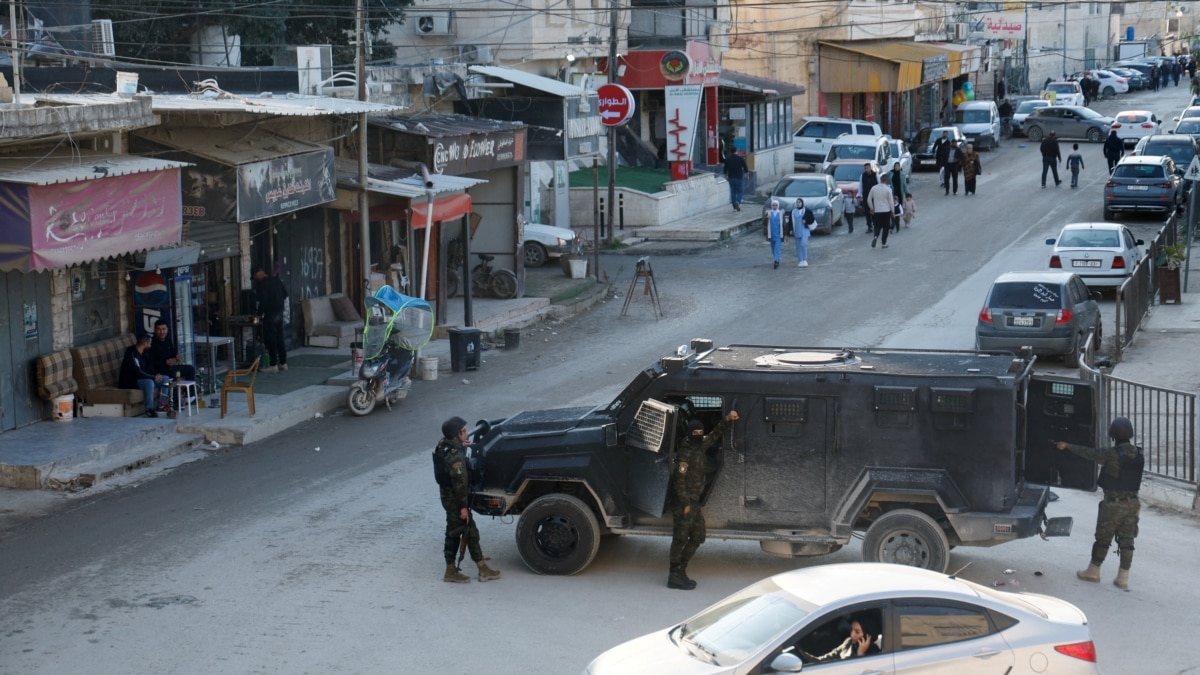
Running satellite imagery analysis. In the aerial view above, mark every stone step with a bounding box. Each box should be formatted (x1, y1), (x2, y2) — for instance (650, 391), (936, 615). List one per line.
(7, 430), (205, 491)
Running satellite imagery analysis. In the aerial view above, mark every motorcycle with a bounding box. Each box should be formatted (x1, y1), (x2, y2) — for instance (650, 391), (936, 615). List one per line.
(446, 237), (518, 299)
(346, 286), (434, 417)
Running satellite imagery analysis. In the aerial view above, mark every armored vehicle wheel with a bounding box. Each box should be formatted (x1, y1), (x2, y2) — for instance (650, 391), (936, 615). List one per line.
(861, 509), (950, 572)
(515, 494), (600, 575)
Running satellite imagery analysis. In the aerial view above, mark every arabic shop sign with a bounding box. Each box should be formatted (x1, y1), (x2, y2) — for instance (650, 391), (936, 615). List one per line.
(922, 54), (949, 84)
(979, 13), (1026, 39)
(236, 148), (335, 222)
(430, 129), (526, 174)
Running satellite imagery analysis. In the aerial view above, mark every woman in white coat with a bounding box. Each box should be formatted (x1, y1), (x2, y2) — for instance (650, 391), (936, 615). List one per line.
(791, 199), (816, 267)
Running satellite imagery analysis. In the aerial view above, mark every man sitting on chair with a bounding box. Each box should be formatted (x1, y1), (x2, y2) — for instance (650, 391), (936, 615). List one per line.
(148, 319), (196, 382)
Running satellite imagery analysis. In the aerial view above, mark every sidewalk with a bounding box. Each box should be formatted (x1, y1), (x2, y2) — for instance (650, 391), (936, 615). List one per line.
(2, 211), (1197, 519)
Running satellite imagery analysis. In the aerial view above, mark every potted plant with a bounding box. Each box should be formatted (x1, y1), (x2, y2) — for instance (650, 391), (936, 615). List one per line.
(1157, 243), (1186, 303)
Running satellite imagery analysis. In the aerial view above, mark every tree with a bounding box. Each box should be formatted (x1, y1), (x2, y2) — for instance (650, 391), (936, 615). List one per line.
(91, 0), (407, 67)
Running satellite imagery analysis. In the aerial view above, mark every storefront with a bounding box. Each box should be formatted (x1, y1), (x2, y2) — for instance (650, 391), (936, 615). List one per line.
(131, 125), (338, 356)
(0, 151), (185, 430)
(367, 115), (528, 321)
(459, 65), (603, 229)
(716, 70), (806, 192)
(817, 40), (981, 140)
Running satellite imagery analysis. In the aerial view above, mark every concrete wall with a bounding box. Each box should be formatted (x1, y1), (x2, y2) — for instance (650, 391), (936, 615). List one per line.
(568, 172), (729, 229)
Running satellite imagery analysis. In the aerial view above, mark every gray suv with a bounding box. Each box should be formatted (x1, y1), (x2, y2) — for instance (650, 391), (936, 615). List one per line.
(976, 271), (1101, 368)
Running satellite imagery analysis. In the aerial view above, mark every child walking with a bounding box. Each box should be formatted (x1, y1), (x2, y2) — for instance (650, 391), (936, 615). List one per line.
(842, 190), (856, 234)
(902, 193), (916, 227)
(1067, 143), (1086, 188)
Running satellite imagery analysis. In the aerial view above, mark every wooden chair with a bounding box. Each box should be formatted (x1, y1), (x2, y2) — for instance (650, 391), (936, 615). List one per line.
(220, 356), (260, 419)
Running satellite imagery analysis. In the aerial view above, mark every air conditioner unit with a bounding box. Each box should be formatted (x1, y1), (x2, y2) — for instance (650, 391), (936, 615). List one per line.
(955, 23), (969, 40)
(91, 19), (115, 57)
(458, 44), (492, 64)
(414, 12), (454, 36)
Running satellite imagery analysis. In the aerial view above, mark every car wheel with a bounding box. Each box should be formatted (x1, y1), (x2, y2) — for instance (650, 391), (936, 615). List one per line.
(1026, 126), (1044, 142)
(861, 508), (950, 572)
(523, 241), (548, 267)
(1087, 127), (1103, 143)
(515, 493), (601, 575)
(1064, 341), (1081, 368)
(1103, 86), (1115, 97)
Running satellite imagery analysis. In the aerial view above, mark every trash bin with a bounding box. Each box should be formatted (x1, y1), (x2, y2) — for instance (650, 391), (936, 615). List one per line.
(448, 327), (482, 372)
(504, 328), (521, 350)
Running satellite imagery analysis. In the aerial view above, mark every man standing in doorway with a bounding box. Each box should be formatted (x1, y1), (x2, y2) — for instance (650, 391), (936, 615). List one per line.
(253, 265), (289, 373)
(668, 410), (739, 589)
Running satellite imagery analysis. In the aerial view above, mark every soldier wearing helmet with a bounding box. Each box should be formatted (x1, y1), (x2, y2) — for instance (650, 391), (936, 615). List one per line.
(434, 416), (501, 584)
(667, 409), (739, 590)
(1055, 416), (1144, 590)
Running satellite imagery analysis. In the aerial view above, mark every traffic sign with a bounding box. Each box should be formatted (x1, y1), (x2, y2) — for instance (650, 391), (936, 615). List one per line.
(597, 83), (635, 127)
(1186, 156), (1200, 182)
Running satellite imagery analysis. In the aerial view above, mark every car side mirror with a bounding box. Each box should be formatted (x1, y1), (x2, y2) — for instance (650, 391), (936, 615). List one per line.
(1092, 290), (1104, 301)
(1046, 238), (1057, 245)
(768, 653), (804, 673)
(1135, 239), (1145, 246)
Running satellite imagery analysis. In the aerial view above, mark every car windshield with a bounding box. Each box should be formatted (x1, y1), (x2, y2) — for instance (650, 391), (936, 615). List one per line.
(1142, 142), (1195, 165)
(829, 164), (866, 181)
(829, 145), (876, 161)
(1016, 101), (1046, 114)
(1057, 229), (1122, 247)
(958, 110), (992, 124)
(1048, 83), (1077, 94)
(775, 179), (828, 199)
(1175, 121), (1200, 135)
(675, 579), (813, 666)
(988, 282), (1065, 309)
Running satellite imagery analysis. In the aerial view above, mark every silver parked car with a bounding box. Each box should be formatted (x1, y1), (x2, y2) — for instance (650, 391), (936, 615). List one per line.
(976, 271), (1102, 368)
(1011, 98), (1050, 136)
(585, 563), (1102, 675)
(761, 173), (845, 235)
(1103, 155), (1184, 220)
(883, 136), (912, 179)
(1023, 106), (1113, 142)
(1048, 222), (1146, 288)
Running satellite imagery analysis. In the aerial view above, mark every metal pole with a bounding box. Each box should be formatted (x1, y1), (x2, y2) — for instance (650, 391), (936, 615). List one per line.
(1062, 1), (1068, 77)
(8, 0), (20, 99)
(1186, 181), (1196, 292)
(592, 157), (601, 281)
(356, 0), (372, 298)
(606, 0), (618, 247)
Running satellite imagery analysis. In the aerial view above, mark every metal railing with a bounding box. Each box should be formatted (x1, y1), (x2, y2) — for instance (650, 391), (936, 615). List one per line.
(1107, 374), (1197, 484)
(1113, 216), (1177, 360)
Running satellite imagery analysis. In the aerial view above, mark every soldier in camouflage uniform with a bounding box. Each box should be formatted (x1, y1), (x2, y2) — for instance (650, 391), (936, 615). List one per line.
(435, 417), (501, 584)
(1055, 416), (1144, 590)
(667, 410), (739, 590)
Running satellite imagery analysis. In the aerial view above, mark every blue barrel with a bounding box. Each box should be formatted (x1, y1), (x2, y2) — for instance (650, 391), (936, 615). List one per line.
(1126, 27), (1135, 41)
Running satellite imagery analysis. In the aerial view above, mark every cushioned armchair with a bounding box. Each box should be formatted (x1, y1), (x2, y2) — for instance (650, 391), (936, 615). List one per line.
(301, 293), (362, 348)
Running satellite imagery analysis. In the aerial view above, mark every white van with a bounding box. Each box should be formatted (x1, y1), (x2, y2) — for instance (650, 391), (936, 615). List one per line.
(954, 101), (1002, 150)
(819, 134), (891, 173)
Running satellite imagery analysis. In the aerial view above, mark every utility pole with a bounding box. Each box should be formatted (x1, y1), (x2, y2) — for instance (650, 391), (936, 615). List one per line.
(9, 0), (21, 99)
(1062, 1), (1068, 77)
(606, 0), (618, 246)
(356, 0), (372, 297)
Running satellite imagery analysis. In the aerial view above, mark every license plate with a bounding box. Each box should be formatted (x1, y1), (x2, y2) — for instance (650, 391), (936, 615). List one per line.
(1073, 260), (1102, 267)
(1012, 316), (1035, 327)
(1127, 185), (1149, 191)
(920, 159), (936, 165)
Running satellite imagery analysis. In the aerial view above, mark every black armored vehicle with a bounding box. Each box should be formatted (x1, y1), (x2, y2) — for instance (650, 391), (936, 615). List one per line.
(467, 339), (1099, 575)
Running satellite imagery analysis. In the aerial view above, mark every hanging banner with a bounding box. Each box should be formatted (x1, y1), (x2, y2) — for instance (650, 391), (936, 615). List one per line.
(237, 148), (335, 223)
(979, 14), (1026, 40)
(664, 85), (705, 165)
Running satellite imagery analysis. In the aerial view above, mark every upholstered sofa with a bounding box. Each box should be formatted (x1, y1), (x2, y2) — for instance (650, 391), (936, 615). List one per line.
(70, 333), (144, 414)
(35, 349), (78, 401)
(301, 293), (362, 348)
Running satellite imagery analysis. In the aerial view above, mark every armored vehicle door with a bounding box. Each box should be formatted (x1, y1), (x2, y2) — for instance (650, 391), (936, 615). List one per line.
(1024, 373), (1099, 491)
(743, 396), (831, 513)
(623, 398), (677, 517)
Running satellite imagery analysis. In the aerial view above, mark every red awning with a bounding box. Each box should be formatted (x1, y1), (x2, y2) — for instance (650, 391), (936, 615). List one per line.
(410, 193), (473, 227)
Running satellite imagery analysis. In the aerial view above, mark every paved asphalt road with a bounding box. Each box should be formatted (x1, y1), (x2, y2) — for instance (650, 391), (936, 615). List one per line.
(3, 84), (1200, 675)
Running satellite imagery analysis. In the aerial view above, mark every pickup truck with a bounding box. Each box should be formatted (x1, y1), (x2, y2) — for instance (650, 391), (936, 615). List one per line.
(466, 339), (1099, 575)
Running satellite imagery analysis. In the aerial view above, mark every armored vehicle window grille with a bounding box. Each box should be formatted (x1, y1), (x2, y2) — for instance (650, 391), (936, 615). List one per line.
(931, 388), (974, 414)
(627, 398), (674, 453)
(1049, 382), (1075, 397)
(1039, 381), (1079, 418)
(765, 398), (808, 423)
(874, 387), (918, 412)
(688, 395), (723, 411)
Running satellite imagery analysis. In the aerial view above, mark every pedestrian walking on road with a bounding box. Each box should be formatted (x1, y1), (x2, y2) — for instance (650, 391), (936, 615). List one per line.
(867, 181), (894, 249)
(766, 200), (784, 269)
(887, 161), (907, 232)
(842, 188), (857, 234)
(939, 139), (962, 195)
(962, 144), (982, 195)
(791, 199), (816, 267)
(1040, 131), (1063, 188)
(1055, 417), (1144, 590)
(723, 150), (748, 212)
(1103, 129), (1124, 173)
(434, 417), (501, 584)
(902, 194), (916, 227)
(858, 163), (879, 234)
(1067, 143), (1086, 188)
(668, 411), (739, 590)
(932, 131), (952, 188)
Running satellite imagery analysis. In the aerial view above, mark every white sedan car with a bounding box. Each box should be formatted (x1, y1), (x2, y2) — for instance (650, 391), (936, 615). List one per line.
(522, 223), (577, 267)
(1047, 222), (1146, 288)
(585, 563), (1101, 675)
(1110, 109), (1162, 146)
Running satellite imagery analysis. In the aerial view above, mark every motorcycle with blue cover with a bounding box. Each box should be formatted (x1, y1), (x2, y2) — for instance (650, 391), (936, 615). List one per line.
(347, 286), (434, 416)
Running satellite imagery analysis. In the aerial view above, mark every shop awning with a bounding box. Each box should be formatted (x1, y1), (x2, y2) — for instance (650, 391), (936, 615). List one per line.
(719, 70), (806, 98)
(469, 65), (585, 97)
(334, 159), (486, 224)
(819, 41), (963, 93)
(0, 152), (187, 273)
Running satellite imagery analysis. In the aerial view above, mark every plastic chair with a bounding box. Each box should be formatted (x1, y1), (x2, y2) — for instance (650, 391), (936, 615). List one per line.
(220, 356), (260, 419)
(173, 380), (199, 417)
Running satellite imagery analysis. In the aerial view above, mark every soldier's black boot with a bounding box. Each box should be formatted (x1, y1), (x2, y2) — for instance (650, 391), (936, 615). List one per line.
(667, 564), (696, 590)
(679, 563), (698, 590)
